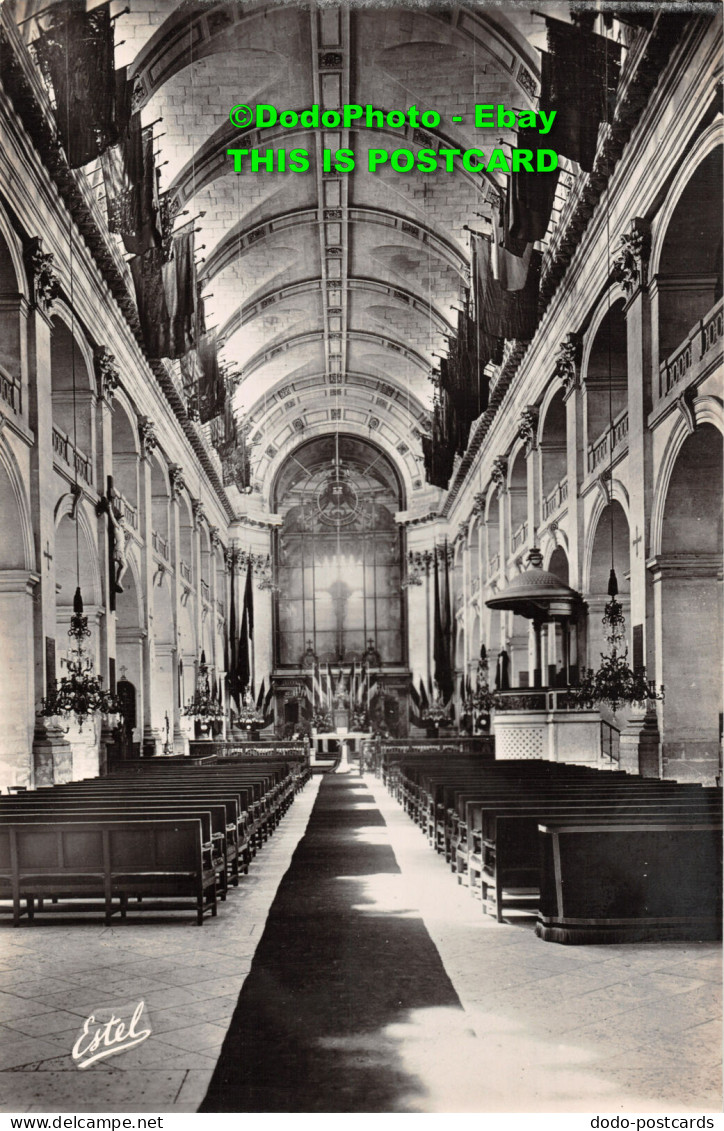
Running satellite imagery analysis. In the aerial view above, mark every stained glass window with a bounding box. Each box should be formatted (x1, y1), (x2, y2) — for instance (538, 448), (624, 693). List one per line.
(273, 435), (405, 666)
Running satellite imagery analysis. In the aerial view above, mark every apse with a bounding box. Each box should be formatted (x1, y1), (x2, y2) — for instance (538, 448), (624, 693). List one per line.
(273, 433), (405, 667)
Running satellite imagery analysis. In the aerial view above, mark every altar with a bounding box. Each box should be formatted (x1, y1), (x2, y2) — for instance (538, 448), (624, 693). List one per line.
(310, 730), (366, 771)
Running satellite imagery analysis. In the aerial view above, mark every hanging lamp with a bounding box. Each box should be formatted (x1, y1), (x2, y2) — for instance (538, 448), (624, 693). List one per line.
(574, 569), (663, 713)
(182, 651), (223, 722)
(571, 27), (662, 716)
(38, 82), (120, 733)
(39, 587), (121, 731)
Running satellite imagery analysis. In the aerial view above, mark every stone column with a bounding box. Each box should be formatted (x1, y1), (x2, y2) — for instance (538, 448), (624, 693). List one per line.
(25, 276), (67, 783)
(168, 465), (184, 751)
(617, 219), (656, 674)
(554, 333), (584, 590)
(649, 553), (721, 784)
(0, 571), (40, 790)
(614, 219), (662, 774)
(138, 419), (158, 755)
(518, 406), (539, 548)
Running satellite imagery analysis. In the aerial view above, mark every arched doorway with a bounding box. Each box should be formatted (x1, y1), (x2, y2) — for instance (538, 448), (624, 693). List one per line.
(654, 424), (722, 782)
(115, 559), (143, 761)
(151, 572), (175, 751)
(54, 506), (102, 780)
(586, 499), (630, 670)
(0, 452), (36, 791)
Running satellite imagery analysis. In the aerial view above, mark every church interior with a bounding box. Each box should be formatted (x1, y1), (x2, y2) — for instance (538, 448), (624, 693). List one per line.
(0, 0), (721, 1115)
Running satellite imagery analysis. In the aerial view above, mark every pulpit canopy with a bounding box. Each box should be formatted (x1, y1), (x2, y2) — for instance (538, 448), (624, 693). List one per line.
(485, 548), (581, 620)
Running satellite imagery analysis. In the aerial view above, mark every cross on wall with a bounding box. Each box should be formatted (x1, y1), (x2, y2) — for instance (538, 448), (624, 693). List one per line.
(632, 527), (643, 557)
(43, 541), (53, 569)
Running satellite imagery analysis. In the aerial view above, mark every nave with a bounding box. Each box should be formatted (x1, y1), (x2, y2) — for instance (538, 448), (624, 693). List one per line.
(0, 770), (719, 1114)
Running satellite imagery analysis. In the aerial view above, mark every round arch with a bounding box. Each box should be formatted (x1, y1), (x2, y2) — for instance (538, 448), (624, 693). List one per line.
(53, 495), (103, 609)
(0, 201), (27, 296)
(650, 398), (724, 558)
(0, 438), (35, 571)
(582, 479), (630, 596)
(580, 282), (628, 380)
(265, 423), (411, 511)
(650, 123), (724, 279)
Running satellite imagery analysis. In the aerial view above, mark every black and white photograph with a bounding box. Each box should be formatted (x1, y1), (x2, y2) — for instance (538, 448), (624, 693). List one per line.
(0, 0), (721, 1117)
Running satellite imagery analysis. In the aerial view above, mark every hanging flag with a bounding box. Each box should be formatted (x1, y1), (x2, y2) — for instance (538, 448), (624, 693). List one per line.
(168, 221), (197, 359)
(102, 120), (161, 255)
(542, 17), (621, 173)
(34, 3), (117, 168)
(227, 557), (239, 710)
(239, 559), (253, 695)
(491, 194), (533, 292)
(130, 222), (197, 360)
(507, 55), (560, 245)
(499, 250), (543, 341)
(197, 333), (226, 424)
(433, 548), (454, 703)
(472, 232), (542, 345)
(471, 234), (504, 367)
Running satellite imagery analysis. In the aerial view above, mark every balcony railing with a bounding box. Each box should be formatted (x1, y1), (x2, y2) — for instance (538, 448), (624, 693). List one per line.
(0, 369), (21, 415)
(511, 521), (527, 553)
(587, 410), (629, 474)
(179, 559), (192, 584)
(658, 297), (723, 400)
(52, 426), (93, 485)
(542, 476), (568, 520)
(496, 688), (595, 712)
(116, 492), (138, 530)
(151, 530), (170, 560)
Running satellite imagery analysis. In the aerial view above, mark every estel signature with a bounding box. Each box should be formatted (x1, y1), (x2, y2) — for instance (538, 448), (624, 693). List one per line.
(72, 1000), (152, 1069)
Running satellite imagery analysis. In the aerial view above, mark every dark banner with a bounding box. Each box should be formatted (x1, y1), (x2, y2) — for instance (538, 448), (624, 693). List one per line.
(35, 3), (117, 168)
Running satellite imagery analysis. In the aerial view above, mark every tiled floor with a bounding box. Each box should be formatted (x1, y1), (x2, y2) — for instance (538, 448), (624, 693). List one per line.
(0, 771), (720, 1114)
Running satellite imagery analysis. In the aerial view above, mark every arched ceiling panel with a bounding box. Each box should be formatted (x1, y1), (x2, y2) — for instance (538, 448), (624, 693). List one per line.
(108, 0), (570, 517)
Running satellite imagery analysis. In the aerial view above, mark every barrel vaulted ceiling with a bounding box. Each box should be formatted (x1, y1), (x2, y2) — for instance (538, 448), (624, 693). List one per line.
(107, 1), (569, 505)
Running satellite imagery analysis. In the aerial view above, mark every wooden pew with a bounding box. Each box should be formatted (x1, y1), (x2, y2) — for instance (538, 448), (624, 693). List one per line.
(456, 780), (708, 884)
(0, 818), (217, 926)
(0, 801), (232, 894)
(470, 791), (721, 919)
(536, 814), (723, 943)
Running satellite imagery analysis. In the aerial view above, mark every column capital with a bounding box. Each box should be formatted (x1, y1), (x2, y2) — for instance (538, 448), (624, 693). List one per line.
(93, 346), (121, 404)
(0, 570), (40, 595)
(554, 331), (583, 396)
(23, 237), (60, 315)
(517, 405), (539, 454)
(490, 456), (508, 490)
(169, 463), (185, 501)
(612, 217), (652, 301)
(138, 415), (158, 461)
(647, 553), (722, 580)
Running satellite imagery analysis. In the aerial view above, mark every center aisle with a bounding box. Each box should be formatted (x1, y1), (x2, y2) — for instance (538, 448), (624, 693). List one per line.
(199, 774), (466, 1113)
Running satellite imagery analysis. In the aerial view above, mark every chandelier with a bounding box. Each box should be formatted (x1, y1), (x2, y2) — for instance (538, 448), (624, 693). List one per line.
(235, 690), (265, 730)
(422, 687), (450, 729)
(182, 652), (223, 720)
(401, 550), (428, 589)
(574, 570), (664, 714)
(39, 587), (121, 731)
